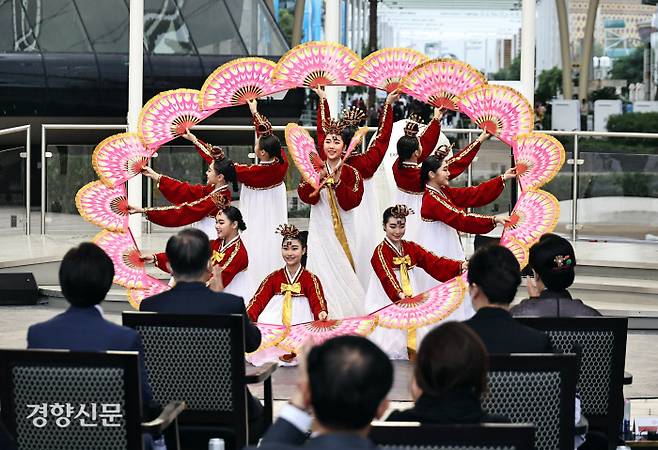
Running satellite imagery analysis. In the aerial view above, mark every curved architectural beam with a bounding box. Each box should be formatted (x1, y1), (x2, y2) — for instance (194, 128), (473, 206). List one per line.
(578, 0), (601, 104)
(555, 0), (573, 99)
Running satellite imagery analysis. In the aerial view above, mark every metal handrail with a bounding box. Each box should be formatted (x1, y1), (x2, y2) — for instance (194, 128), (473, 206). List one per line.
(0, 125), (31, 235)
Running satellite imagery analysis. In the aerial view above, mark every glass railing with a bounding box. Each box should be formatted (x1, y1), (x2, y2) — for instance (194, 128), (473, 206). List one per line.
(0, 125), (31, 235)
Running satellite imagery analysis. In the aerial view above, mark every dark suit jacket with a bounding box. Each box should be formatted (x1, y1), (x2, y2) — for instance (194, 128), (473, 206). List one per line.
(511, 290), (601, 318)
(27, 306), (155, 413)
(387, 389), (509, 424)
(247, 416), (379, 450)
(139, 281), (261, 353)
(463, 307), (554, 353)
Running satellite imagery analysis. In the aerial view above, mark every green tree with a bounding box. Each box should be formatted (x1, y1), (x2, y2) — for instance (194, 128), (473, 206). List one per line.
(490, 55), (521, 80)
(609, 47), (644, 83)
(590, 87), (619, 102)
(277, 8), (294, 46)
(535, 66), (563, 103)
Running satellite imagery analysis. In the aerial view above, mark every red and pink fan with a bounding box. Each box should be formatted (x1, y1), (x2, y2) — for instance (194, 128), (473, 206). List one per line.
(251, 323), (289, 352)
(92, 133), (152, 188)
(499, 234), (530, 269)
(272, 41), (361, 89)
(285, 123), (324, 191)
(138, 88), (217, 150)
(93, 229), (149, 289)
(373, 276), (466, 331)
(199, 57), (287, 111)
(502, 189), (560, 248)
(126, 277), (170, 309)
(457, 85), (534, 147)
(350, 48), (428, 92)
(401, 59), (487, 111)
(513, 132), (566, 191)
(75, 181), (129, 232)
(278, 316), (378, 355)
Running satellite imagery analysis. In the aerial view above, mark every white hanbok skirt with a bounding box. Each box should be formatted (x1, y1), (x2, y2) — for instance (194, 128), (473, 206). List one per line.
(223, 270), (255, 304)
(190, 216), (217, 240)
(239, 183), (288, 289)
(364, 265), (469, 359)
(306, 189), (365, 318)
(353, 178), (384, 289)
(393, 189), (423, 243)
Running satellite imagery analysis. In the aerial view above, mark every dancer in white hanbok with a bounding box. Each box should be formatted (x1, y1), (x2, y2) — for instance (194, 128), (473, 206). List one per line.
(364, 205), (466, 359)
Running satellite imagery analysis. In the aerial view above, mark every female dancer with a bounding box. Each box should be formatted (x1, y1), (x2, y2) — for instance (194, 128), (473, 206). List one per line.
(129, 157), (236, 230)
(297, 116), (365, 318)
(247, 224), (328, 325)
(313, 88), (398, 288)
(183, 100), (288, 284)
(142, 205), (252, 299)
(365, 205), (466, 359)
(393, 113), (491, 242)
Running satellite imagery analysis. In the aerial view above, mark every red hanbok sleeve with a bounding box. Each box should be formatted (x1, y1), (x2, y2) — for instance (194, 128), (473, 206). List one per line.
(418, 117), (441, 162)
(409, 242), (462, 282)
(194, 139), (214, 165)
(333, 165), (364, 211)
(371, 244), (403, 302)
(302, 271), (328, 320)
(421, 191), (497, 235)
(217, 242), (248, 287)
(446, 140), (482, 180)
(154, 252), (171, 274)
(144, 191), (222, 227)
(347, 103), (393, 179)
(297, 179), (320, 205)
(246, 272), (277, 322)
(445, 175), (505, 208)
(157, 176), (215, 205)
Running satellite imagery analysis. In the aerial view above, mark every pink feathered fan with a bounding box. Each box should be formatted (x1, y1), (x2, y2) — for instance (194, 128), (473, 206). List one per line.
(92, 132), (152, 187)
(138, 88), (217, 150)
(93, 229), (149, 289)
(502, 189), (560, 247)
(351, 48), (428, 92)
(457, 85), (534, 147)
(374, 276), (466, 330)
(285, 123), (323, 190)
(500, 234), (530, 269)
(278, 316), (378, 355)
(126, 277), (170, 309)
(401, 59), (487, 110)
(272, 41), (360, 89)
(75, 181), (129, 232)
(199, 57), (286, 111)
(513, 132), (566, 191)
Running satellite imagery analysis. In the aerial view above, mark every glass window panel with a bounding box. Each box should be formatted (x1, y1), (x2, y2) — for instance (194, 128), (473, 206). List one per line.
(76, 0), (129, 53)
(225, 0), (289, 55)
(179, 0), (247, 55)
(0, 0), (39, 52)
(35, 0), (91, 52)
(144, 0), (195, 55)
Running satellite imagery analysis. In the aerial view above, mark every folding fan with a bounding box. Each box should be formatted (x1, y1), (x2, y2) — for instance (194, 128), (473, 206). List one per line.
(499, 234), (530, 269)
(401, 59), (487, 110)
(251, 323), (289, 352)
(126, 277), (170, 310)
(374, 276), (466, 330)
(277, 316), (378, 355)
(502, 189), (560, 247)
(350, 48), (428, 92)
(285, 123), (323, 190)
(199, 57), (286, 111)
(75, 181), (129, 232)
(271, 41), (361, 89)
(92, 132), (152, 188)
(513, 132), (566, 191)
(343, 126), (369, 161)
(138, 88), (217, 150)
(457, 85), (534, 147)
(93, 229), (149, 289)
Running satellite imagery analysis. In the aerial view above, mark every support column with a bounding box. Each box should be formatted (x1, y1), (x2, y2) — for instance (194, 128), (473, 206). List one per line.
(292, 0), (306, 46)
(578, 0), (600, 104)
(367, 0), (377, 107)
(128, 0), (143, 239)
(556, 0), (573, 99)
(325, 0), (341, 113)
(519, 0), (536, 105)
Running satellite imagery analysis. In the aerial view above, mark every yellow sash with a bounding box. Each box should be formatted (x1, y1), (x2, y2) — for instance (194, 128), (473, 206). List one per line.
(325, 177), (355, 270)
(393, 254), (413, 297)
(211, 250), (224, 265)
(280, 282), (302, 327)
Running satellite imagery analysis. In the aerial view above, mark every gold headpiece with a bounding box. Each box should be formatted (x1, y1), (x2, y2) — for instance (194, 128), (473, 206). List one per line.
(254, 112), (273, 137)
(404, 114), (422, 138)
(210, 145), (225, 160)
(276, 224), (300, 241)
(433, 142), (454, 159)
(390, 205), (415, 219)
(341, 107), (367, 127)
(323, 118), (345, 136)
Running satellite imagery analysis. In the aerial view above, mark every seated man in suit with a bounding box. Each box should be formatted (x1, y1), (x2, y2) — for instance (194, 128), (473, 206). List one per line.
(463, 245), (554, 354)
(140, 228), (263, 443)
(250, 336), (393, 450)
(27, 243), (159, 418)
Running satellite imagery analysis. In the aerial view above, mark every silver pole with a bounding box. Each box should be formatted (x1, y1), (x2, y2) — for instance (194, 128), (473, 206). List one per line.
(25, 125), (31, 235)
(571, 135), (579, 241)
(466, 132), (473, 188)
(40, 126), (46, 235)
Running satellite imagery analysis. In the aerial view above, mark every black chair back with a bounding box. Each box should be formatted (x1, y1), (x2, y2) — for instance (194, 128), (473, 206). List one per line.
(0, 349), (143, 450)
(484, 354), (578, 450)
(122, 312), (249, 449)
(517, 317), (628, 448)
(370, 422), (536, 450)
